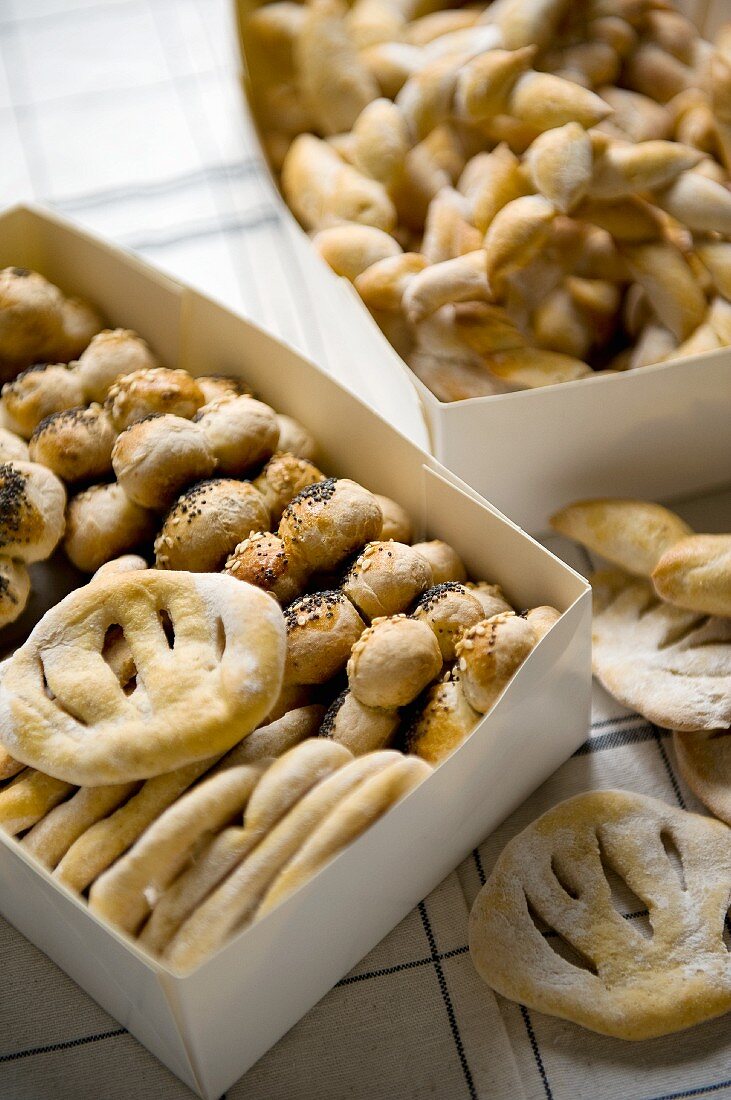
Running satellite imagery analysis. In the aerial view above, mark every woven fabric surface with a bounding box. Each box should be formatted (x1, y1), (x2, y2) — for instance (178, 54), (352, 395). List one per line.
(1, 2), (730, 1098)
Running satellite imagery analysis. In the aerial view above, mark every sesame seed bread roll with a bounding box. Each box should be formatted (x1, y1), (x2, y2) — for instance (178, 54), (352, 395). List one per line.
(319, 689), (400, 755)
(456, 612), (538, 714)
(274, 414), (317, 462)
(2, 364), (85, 439)
(284, 591), (366, 684)
(550, 498), (693, 576)
(279, 478), (383, 574)
(374, 495), (412, 543)
(0, 461), (66, 563)
(652, 535), (731, 618)
(406, 676), (480, 764)
(76, 330), (158, 403)
(105, 368), (205, 432)
(64, 482), (155, 573)
(411, 540), (467, 584)
(342, 541), (432, 621)
(0, 428), (29, 464)
(347, 615), (442, 709)
(412, 582), (485, 660)
(29, 404), (116, 483)
(194, 395), (279, 477)
(112, 415), (216, 510)
(224, 532), (307, 604)
(155, 479), (270, 572)
(252, 452), (325, 524)
(0, 556), (30, 628)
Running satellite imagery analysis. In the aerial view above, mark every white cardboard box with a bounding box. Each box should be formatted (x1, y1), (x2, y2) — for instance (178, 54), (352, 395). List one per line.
(0, 204), (591, 1099)
(235, 0), (731, 535)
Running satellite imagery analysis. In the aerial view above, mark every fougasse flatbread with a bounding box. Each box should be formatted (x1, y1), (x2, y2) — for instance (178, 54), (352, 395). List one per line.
(674, 728), (731, 827)
(591, 569), (731, 732)
(469, 790), (731, 1040)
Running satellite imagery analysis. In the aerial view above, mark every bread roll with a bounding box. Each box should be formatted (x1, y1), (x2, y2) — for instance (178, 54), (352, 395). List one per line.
(456, 612), (537, 714)
(347, 615), (442, 708)
(155, 479), (270, 571)
(275, 414), (317, 461)
(92, 554), (148, 583)
(411, 539), (467, 583)
(285, 590), (366, 684)
(2, 364), (85, 438)
(279, 478), (383, 573)
(0, 427), (29, 464)
(224, 532), (307, 604)
(76, 329), (158, 403)
(194, 395), (279, 476)
(412, 582), (485, 659)
(0, 460), (66, 562)
(342, 540), (432, 620)
(252, 452), (325, 524)
(320, 689), (400, 754)
(105, 368), (204, 431)
(0, 268), (65, 377)
(57, 297), (103, 362)
(525, 604), (561, 639)
(466, 581), (514, 618)
(652, 534), (731, 617)
(406, 676), (480, 764)
(29, 404), (116, 483)
(64, 482), (156, 572)
(196, 375), (241, 404)
(0, 556), (31, 628)
(374, 494), (412, 542)
(112, 415), (217, 510)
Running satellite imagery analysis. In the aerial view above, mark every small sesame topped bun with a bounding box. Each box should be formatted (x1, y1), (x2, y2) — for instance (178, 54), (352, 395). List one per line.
(342, 540), (432, 621)
(284, 590), (366, 684)
(105, 367), (205, 431)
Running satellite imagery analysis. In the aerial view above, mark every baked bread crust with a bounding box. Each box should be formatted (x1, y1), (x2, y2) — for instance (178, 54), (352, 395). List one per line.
(653, 534), (731, 618)
(674, 728), (731, 826)
(469, 790), (731, 1040)
(0, 570), (286, 785)
(591, 569), (731, 731)
(112, 414), (217, 510)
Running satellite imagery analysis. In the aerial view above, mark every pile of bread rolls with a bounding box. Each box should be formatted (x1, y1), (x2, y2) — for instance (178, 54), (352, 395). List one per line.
(244, 0), (731, 399)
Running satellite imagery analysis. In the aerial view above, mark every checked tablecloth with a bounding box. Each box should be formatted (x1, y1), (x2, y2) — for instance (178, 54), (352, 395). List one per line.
(1, 2), (730, 1097)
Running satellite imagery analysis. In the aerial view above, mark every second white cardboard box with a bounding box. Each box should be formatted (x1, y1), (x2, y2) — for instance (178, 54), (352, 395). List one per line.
(0, 204), (591, 1100)
(235, 0), (731, 536)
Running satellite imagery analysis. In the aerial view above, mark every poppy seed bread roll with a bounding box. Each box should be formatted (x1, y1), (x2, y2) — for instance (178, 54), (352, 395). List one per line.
(347, 614), (442, 709)
(105, 368), (205, 432)
(0, 461), (66, 563)
(76, 329), (158, 403)
(279, 478), (383, 573)
(411, 539), (467, 584)
(252, 452), (325, 524)
(112, 415), (216, 510)
(64, 482), (156, 573)
(0, 556), (31, 628)
(2, 364), (85, 439)
(412, 582), (485, 659)
(194, 395), (279, 477)
(320, 689), (400, 754)
(29, 404), (116, 483)
(342, 540), (432, 621)
(0, 267), (66, 376)
(224, 532), (308, 604)
(155, 479), (270, 572)
(284, 590), (366, 684)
